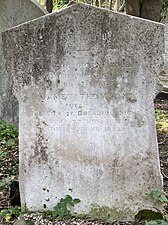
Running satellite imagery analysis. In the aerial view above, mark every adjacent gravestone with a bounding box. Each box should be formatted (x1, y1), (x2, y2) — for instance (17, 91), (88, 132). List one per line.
(2, 4), (164, 221)
(0, 0), (46, 125)
(161, 17), (168, 93)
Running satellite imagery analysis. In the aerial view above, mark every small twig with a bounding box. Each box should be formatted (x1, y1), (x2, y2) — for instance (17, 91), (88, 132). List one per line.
(158, 137), (167, 145)
(160, 160), (168, 164)
(119, 0), (125, 12)
(161, 170), (168, 180)
(163, 191), (168, 197)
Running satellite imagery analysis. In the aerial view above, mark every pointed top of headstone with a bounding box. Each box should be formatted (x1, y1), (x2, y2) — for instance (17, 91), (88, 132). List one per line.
(3, 2), (164, 100)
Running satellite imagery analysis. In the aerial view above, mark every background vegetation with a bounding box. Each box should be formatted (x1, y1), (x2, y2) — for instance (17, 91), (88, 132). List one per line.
(37, 0), (168, 21)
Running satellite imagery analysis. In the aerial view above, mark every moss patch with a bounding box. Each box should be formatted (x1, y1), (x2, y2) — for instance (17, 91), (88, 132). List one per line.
(155, 109), (168, 134)
(89, 204), (134, 222)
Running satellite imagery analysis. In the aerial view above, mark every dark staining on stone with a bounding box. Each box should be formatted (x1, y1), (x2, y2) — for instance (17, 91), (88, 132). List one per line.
(42, 121), (48, 126)
(45, 79), (52, 88)
(31, 121), (49, 164)
(68, 188), (73, 192)
(9, 28), (33, 89)
(54, 30), (65, 69)
(12, 15), (67, 88)
(90, 52), (94, 57)
(43, 188), (50, 192)
(32, 63), (42, 83)
(45, 15), (67, 73)
(31, 24), (53, 84)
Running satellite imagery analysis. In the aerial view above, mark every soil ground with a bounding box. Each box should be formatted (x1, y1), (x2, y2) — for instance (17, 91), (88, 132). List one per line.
(154, 93), (168, 194)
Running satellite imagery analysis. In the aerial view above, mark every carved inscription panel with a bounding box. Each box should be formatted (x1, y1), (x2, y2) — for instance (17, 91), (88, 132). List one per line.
(23, 48), (147, 159)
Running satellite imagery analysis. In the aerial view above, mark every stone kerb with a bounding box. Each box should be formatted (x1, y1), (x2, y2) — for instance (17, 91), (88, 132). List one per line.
(0, 0), (46, 125)
(2, 4), (164, 221)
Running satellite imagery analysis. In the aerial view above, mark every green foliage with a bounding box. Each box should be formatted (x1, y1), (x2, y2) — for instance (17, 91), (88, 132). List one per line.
(46, 195), (81, 219)
(135, 210), (163, 221)
(145, 220), (168, 225)
(135, 191), (168, 225)
(0, 177), (8, 191)
(161, 0), (168, 20)
(42, 0), (168, 19)
(146, 190), (168, 203)
(0, 120), (19, 192)
(155, 109), (168, 134)
(0, 176), (16, 193)
(52, 0), (69, 11)
(155, 109), (167, 121)
(0, 149), (7, 160)
(26, 220), (35, 225)
(0, 206), (21, 222)
(0, 120), (18, 140)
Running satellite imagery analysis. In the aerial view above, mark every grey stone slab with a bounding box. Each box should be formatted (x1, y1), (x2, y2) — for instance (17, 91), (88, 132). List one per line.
(160, 18), (168, 93)
(0, 0), (46, 125)
(2, 4), (164, 221)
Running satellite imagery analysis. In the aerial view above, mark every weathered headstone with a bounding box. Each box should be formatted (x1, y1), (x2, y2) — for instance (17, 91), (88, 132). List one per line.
(0, 0), (46, 125)
(2, 4), (164, 221)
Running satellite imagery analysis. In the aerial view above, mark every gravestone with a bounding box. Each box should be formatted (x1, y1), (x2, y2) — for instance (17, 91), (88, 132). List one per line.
(160, 17), (168, 93)
(2, 4), (164, 221)
(0, 0), (46, 125)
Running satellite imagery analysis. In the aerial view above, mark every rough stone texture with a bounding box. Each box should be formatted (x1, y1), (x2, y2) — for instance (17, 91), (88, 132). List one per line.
(2, 4), (164, 221)
(160, 18), (168, 93)
(0, 0), (46, 125)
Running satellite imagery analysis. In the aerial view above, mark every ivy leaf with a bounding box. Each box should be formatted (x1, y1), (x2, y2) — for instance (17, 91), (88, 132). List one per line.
(65, 195), (73, 202)
(52, 210), (58, 218)
(73, 198), (81, 204)
(147, 191), (168, 203)
(5, 213), (12, 222)
(145, 220), (168, 225)
(135, 210), (163, 221)
(69, 201), (74, 207)
(50, 195), (81, 219)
